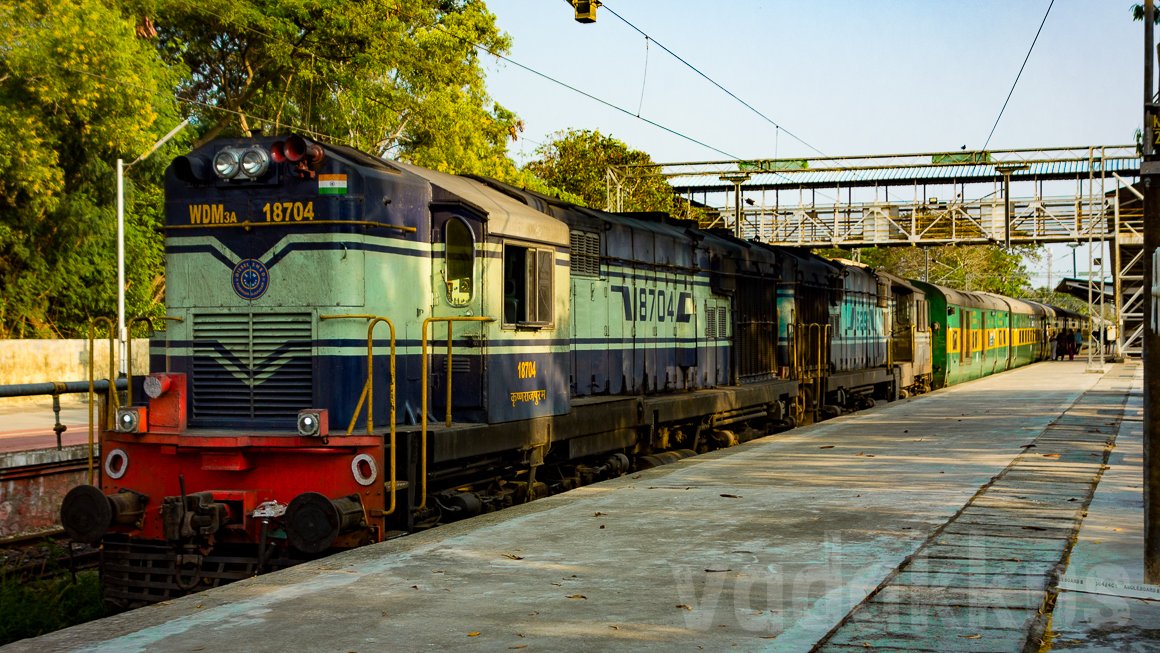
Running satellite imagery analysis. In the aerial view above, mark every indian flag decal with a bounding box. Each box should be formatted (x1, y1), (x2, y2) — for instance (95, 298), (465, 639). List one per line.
(318, 174), (348, 195)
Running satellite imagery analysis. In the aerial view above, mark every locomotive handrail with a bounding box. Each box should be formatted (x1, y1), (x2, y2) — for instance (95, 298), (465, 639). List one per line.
(87, 318), (118, 485)
(420, 316), (494, 511)
(790, 322), (830, 423)
(320, 313), (400, 516)
(163, 220), (417, 234)
(125, 315), (183, 406)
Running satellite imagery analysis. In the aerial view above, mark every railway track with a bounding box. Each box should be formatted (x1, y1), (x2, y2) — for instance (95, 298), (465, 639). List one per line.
(1, 531), (100, 582)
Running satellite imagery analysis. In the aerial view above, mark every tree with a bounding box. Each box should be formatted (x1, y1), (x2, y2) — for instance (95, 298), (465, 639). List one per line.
(156, 0), (525, 182)
(0, 0), (184, 337)
(523, 128), (690, 216)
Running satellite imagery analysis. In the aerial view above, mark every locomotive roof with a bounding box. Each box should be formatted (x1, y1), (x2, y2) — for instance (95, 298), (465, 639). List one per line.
(392, 163), (568, 246)
(875, 270), (925, 295)
(911, 280), (1009, 312)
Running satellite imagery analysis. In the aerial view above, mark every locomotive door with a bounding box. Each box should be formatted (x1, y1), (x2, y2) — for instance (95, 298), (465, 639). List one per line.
(431, 213), (485, 421)
(891, 292), (914, 363)
(632, 230), (658, 393)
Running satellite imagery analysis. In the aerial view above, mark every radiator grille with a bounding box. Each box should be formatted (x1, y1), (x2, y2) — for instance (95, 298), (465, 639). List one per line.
(191, 313), (313, 422)
(570, 230), (601, 277)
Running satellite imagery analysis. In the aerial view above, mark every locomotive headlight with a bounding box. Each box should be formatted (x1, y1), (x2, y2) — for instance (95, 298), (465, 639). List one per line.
(213, 148), (241, 179)
(240, 146), (270, 178)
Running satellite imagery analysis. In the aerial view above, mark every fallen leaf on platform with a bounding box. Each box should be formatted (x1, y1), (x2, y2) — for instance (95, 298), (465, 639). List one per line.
(705, 569), (732, 573)
(959, 634), (982, 639)
(720, 493), (742, 498)
(594, 512), (604, 517)
(566, 594), (587, 600)
(676, 604), (692, 610)
(1020, 443), (1036, 449)
(1042, 453), (1061, 459)
(468, 632), (481, 637)
(609, 625), (620, 630)
(819, 445), (835, 449)
(502, 553), (524, 560)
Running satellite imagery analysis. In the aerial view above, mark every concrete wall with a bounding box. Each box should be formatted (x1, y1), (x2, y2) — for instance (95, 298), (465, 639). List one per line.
(0, 339), (150, 406)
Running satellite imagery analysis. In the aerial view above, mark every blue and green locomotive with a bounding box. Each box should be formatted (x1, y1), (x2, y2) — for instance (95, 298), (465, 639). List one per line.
(59, 135), (1070, 608)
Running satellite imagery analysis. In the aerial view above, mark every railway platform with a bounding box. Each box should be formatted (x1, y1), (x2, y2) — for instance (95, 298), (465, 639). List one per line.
(4, 360), (1154, 652)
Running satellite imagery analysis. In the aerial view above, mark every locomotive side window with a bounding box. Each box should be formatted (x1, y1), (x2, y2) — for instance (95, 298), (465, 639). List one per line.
(443, 218), (475, 307)
(504, 244), (554, 327)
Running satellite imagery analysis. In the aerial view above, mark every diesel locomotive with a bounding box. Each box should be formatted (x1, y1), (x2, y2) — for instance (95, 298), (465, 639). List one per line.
(59, 135), (1072, 608)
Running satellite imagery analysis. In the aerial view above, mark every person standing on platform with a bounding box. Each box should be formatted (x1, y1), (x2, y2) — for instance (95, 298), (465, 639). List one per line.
(1072, 327), (1083, 360)
(1060, 327), (1073, 361)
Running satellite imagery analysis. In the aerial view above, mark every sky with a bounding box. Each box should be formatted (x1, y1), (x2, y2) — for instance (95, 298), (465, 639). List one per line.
(477, 1), (1143, 289)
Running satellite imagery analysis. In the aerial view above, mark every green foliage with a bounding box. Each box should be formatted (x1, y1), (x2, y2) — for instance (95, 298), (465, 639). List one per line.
(0, 570), (106, 645)
(0, 0), (184, 337)
(523, 129), (694, 217)
(1131, 3), (1160, 23)
(822, 245), (1039, 297)
(1, 0), (531, 337)
(157, 0), (524, 181)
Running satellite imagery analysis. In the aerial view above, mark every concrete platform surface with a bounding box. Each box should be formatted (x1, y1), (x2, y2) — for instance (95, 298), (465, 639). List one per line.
(1049, 365), (1160, 652)
(3, 361), (1150, 653)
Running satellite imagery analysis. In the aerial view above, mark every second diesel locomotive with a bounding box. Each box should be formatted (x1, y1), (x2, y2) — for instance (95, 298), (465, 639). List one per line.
(60, 135), (1068, 608)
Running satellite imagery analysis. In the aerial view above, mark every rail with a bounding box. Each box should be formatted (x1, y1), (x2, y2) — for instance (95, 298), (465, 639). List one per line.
(419, 316), (494, 510)
(320, 314), (401, 516)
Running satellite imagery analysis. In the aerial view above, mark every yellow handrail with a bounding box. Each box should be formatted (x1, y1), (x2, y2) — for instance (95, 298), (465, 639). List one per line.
(125, 316), (183, 405)
(319, 314), (400, 516)
(420, 316), (493, 510)
(87, 318), (118, 485)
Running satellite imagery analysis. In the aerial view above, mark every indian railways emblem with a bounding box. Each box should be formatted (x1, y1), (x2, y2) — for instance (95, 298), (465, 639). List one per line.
(232, 259), (270, 300)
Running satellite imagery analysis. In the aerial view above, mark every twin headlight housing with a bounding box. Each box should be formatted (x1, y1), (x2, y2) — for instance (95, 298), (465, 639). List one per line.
(213, 146), (271, 180)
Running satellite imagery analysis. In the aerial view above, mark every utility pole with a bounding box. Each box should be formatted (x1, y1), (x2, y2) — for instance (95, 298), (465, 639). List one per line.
(719, 173), (751, 239)
(1143, 0), (1160, 584)
(116, 117), (190, 377)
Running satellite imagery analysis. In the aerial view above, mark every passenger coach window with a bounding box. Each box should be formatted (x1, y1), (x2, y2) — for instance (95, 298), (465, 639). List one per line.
(504, 244), (554, 327)
(443, 219), (474, 307)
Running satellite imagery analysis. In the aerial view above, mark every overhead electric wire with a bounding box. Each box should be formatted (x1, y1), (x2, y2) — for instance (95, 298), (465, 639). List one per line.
(479, 47), (739, 159)
(981, 0), (1055, 151)
(599, 2), (827, 158)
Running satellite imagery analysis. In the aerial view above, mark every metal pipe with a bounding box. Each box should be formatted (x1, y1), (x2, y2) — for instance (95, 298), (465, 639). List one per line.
(87, 318), (116, 485)
(0, 378), (125, 398)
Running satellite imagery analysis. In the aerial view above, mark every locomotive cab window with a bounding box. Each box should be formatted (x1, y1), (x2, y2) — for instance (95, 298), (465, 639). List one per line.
(503, 243), (554, 328)
(443, 218), (475, 307)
